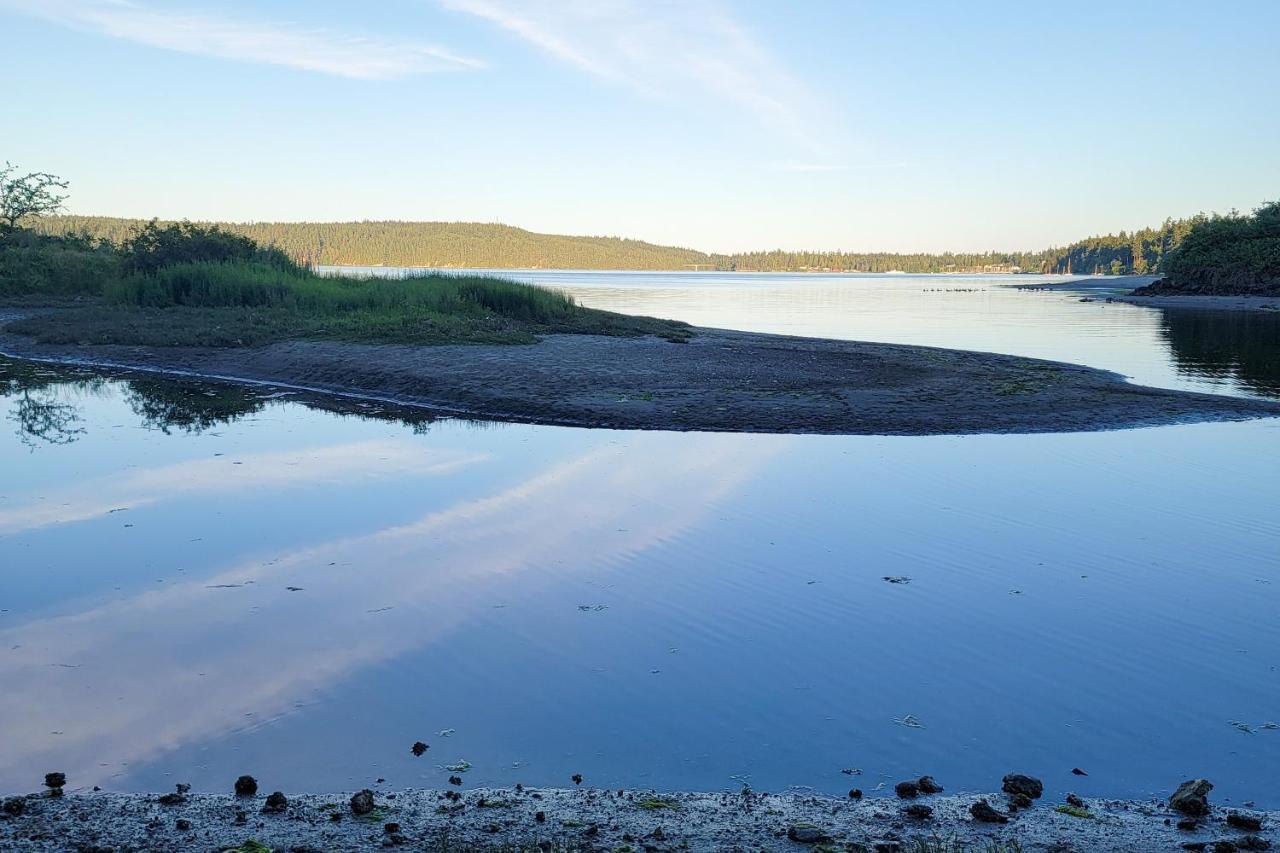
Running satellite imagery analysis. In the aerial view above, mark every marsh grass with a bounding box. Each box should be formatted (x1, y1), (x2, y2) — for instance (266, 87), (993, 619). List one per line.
(11, 261), (692, 346)
(105, 262), (578, 319)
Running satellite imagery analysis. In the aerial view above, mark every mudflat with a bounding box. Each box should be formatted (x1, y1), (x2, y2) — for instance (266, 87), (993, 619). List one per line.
(2, 318), (1277, 435)
(1118, 292), (1280, 312)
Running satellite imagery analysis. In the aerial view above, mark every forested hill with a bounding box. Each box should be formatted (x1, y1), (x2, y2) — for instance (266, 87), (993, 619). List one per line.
(36, 218), (712, 271)
(37, 215), (1204, 275)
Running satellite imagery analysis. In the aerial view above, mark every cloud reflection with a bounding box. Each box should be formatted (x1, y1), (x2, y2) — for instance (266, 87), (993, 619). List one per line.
(0, 432), (782, 788)
(0, 441), (487, 535)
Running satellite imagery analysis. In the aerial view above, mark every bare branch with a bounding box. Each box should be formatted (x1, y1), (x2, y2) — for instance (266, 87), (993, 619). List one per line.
(0, 162), (71, 229)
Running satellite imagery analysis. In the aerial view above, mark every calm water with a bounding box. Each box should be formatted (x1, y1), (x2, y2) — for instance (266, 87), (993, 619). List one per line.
(2, 273), (1278, 805)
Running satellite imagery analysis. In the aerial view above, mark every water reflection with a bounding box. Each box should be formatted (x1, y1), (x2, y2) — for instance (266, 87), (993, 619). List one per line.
(1, 357), (455, 447)
(0, 439), (486, 535)
(1158, 307), (1280, 398)
(124, 380), (266, 434)
(3, 280), (1280, 805)
(2, 361), (104, 449)
(0, 430), (779, 789)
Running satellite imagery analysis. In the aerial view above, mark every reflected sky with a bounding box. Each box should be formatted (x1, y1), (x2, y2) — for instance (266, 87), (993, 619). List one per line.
(0, 424), (779, 791)
(2, 275), (1278, 804)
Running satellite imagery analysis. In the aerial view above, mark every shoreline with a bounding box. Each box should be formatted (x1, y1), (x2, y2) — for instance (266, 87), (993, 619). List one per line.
(2, 317), (1279, 435)
(1117, 292), (1280, 312)
(1013, 276), (1280, 313)
(2, 784), (1274, 851)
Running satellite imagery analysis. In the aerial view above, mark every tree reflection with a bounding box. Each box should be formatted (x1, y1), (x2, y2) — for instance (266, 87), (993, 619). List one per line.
(124, 380), (266, 434)
(3, 359), (102, 449)
(2, 356), (466, 445)
(1158, 308), (1280, 398)
(10, 390), (85, 448)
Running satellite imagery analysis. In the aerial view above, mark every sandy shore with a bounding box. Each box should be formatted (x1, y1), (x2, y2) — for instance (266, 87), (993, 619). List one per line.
(1, 784), (1274, 851)
(2, 316), (1278, 435)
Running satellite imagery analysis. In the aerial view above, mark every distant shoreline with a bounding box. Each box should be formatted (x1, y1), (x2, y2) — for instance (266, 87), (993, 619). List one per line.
(2, 785), (1275, 851)
(2, 313), (1277, 435)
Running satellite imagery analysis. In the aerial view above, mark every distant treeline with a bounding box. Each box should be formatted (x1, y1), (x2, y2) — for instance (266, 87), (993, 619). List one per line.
(36, 215), (1208, 275)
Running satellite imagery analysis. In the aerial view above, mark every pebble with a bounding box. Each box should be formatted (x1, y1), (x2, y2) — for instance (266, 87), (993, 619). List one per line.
(1228, 812), (1264, 832)
(894, 781), (919, 799)
(970, 799), (1009, 824)
(1001, 773), (1044, 799)
(1170, 779), (1214, 817)
(786, 824), (829, 843)
(917, 775), (944, 794)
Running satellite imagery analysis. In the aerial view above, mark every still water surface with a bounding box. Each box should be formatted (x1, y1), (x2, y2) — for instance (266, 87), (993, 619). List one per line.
(2, 273), (1278, 803)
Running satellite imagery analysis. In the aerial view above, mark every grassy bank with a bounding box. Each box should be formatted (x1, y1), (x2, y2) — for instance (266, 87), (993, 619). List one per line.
(0, 223), (690, 346)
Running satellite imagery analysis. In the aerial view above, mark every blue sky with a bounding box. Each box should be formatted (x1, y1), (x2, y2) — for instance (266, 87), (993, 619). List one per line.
(3, 0), (1278, 253)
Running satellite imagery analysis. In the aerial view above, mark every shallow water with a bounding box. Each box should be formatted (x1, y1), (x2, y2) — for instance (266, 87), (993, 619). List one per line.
(2, 273), (1278, 804)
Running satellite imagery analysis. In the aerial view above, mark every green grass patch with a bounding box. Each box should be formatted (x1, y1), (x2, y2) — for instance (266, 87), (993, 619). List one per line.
(1053, 804), (1093, 819)
(635, 795), (681, 811)
(9, 263), (692, 347)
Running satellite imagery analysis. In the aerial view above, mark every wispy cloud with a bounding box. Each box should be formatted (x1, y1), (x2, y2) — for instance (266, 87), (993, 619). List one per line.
(770, 159), (916, 173)
(772, 161), (847, 173)
(0, 0), (485, 79)
(439, 0), (827, 153)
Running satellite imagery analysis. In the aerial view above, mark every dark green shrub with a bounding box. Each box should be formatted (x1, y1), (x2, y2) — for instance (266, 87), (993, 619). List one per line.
(0, 230), (120, 296)
(121, 220), (299, 275)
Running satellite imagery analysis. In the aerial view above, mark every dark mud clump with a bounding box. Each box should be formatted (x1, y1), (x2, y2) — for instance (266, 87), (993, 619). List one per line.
(1229, 812), (1266, 832)
(43, 773), (65, 796)
(350, 789), (375, 816)
(234, 775), (258, 797)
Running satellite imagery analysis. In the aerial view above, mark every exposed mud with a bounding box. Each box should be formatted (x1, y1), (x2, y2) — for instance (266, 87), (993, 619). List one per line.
(2, 319), (1277, 435)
